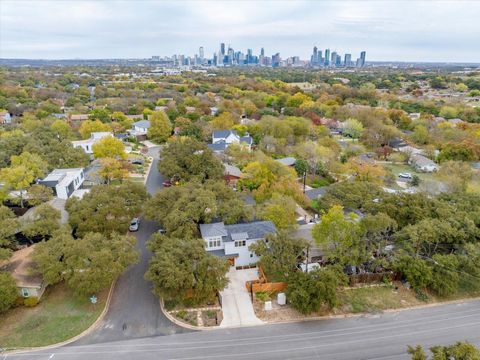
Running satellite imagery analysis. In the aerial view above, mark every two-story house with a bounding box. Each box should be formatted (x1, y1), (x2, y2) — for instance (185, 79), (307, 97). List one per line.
(200, 221), (276, 267)
(71, 132), (113, 154)
(38, 168), (85, 199)
(208, 130), (253, 153)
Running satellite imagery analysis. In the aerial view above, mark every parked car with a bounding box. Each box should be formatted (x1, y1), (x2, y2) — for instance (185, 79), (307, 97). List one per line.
(157, 228), (167, 235)
(129, 217), (140, 232)
(399, 172), (413, 179)
(162, 180), (172, 187)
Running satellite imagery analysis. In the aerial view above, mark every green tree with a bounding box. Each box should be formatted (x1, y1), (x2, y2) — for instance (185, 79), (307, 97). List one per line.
(342, 118), (364, 140)
(22, 203), (61, 241)
(258, 194), (297, 230)
(0, 205), (19, 260)
(0, 272), (18, 313)
(250, 231), (308, 282)
(51, 120), (74, 140)
(66, 182), (148, 237)
(98, 157), (129, 184)
(0, 165), (34, 208)
(78, 120), (112, 139)
(286, 267), (346, 315)
(148, 111), (172, 143)
(158, 137), (223, 182)
(430, 342), (480, 359)
(312, 205), (365, 265)
(360, 212), (397, 254)
(145, 236), (229, 304)
(89, 108), (112, 123)
(430, 254), (460, 297)
(412, 125), (429, 145)
(394, 256), (432, 291)
(407, 345), (427, 360)
(34, 229), (139, 297)
(27, 184), (53, 206)
(92, 136), (126, 159)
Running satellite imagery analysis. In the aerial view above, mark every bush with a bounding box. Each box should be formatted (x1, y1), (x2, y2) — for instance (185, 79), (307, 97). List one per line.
(256, 292), (269, 302)
(0, 272), (18, 313)
(176, 310), (188, 319)
(24, 296), (39, 307)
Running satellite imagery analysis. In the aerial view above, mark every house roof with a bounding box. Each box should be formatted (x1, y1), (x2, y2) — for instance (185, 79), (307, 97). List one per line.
(275, 157), (296, 166)
(133, 120), (151, 129)
(224, 221), (276, 242)
(410, 154), (437, 167)
(208, 142), (227, 152)
(200, 221), (276, 242)
(200, 222), (228, 238)
(240, 136), (253, 145)
(0, 246), (43, 288)
(304, 187), (328, 200)
(224, 164), (243, 178)
(213, 130), (237, 138)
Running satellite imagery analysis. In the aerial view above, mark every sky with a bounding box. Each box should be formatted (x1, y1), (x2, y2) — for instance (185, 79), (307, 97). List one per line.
(1, 0), (479, 62)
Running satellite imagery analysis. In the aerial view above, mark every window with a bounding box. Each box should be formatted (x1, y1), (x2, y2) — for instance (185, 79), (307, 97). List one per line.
(234, 240), (246, 247)
(208, 239), (221, 248)
(22, 288), (29, 298)
(250, 253), (253, 258)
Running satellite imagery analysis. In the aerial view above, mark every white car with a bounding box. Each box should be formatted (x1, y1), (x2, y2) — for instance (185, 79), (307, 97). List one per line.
(129, 218), (140, 232)
(157, 228), (167, 235)
(398, 172), (413, 179)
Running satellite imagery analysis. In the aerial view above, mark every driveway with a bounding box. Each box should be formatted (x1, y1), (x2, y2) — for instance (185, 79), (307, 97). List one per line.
(220, 268), (263, 327)
(74, 146), (191, 345)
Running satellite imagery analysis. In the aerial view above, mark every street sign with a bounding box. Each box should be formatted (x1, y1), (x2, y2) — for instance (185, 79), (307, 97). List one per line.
(90, 295), (97, 304)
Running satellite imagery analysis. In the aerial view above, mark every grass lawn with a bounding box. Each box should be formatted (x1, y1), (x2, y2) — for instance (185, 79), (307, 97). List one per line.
(0, 283), (107, 349)
(383, 162), (439, 183)
(338, 284), (424, 313)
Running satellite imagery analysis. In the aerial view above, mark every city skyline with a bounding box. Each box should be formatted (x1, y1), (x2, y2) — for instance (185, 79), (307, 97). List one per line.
(1, 1), (480, 62)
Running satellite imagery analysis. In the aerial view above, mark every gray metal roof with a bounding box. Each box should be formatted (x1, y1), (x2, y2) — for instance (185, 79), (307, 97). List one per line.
(230, 232), (248, 241)
(224, 221), (276, 241)
(304, 187), (328, 200)
(240, 136), (253, 145)
(200, 222), (228, 238)
(133, 120), (151, 129)
(208, 142), (227, 152)
(213, 130), (236, 138)
(275, 157), (296, 166)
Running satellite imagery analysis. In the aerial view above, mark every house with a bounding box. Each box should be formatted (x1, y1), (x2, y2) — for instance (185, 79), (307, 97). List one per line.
(275, 157), (296, 167)
(200, 221), (276, 267)
(0, 246), (46, 299)
(448, 118), (466, 127)
(224, 164), (243, 185)
(69, 114), (89, 122)
(304, 187), (328, 201)
(409, 154), (439, 172)
(128, 120), (151, 140)
(71, 132), (113, 154)
(0, 111), (12, 124)
(208, 130), (253, 152)
(38, 168), (85, 199)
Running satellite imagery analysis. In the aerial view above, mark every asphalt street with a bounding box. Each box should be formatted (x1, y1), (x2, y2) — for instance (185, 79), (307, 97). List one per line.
(8, 299), (480, 359)
(73, 146), (191, 345)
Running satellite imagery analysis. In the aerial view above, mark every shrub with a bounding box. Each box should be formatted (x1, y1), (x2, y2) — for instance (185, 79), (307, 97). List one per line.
(256, 292), (269, 302)
(0, 272), (18, 313)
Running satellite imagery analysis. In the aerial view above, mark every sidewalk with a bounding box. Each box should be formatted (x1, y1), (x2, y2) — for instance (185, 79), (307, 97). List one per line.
(219, 268), (263, 327)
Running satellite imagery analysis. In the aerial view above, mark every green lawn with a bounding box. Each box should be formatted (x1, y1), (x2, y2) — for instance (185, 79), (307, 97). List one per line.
(0, 283), (107, 349)
(383, 162), (439, 183)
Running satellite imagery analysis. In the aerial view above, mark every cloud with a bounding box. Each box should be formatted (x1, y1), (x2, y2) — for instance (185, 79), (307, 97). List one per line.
(0, 0), (479, 61)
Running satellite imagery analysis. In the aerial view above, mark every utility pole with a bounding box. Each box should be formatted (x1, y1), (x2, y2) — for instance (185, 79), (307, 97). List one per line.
(303, 171), (306, 194)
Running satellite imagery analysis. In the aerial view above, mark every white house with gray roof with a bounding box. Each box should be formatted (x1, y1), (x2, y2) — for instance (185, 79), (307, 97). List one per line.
(208, 130), (253, 152)
(200, 221), (276, 267)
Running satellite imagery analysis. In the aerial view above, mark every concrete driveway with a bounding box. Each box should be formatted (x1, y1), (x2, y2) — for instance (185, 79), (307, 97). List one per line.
(220, 268), (263, 327)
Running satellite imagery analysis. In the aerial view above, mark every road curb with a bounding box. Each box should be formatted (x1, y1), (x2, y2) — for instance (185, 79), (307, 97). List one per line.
(3, 278), (117, 355)
(256, 296), (480, 326)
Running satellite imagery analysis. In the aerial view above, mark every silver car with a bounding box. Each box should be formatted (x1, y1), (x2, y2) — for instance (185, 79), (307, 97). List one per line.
(129, 217), (140, 232)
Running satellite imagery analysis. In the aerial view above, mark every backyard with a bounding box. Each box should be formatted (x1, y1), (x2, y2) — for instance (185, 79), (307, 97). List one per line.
(0, 284), (107, 349)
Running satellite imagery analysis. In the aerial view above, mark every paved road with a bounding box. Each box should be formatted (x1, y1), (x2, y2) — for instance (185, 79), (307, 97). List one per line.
(74, 147), (190, 345)
(8, 300), (480, 359)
